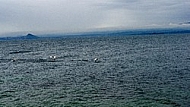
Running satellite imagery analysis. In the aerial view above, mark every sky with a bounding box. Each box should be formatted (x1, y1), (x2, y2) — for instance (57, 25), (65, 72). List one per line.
(0, 0), (190, 36)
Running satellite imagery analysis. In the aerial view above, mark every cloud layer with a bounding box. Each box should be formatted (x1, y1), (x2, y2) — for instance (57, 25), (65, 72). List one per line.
(0, 0), (190, 36)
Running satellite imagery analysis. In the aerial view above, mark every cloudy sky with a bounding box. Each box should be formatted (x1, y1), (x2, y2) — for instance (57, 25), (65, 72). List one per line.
(0, 0), (190, 36)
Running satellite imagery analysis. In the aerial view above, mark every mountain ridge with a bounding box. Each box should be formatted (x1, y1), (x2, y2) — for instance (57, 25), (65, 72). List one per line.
(0, 28), (190, 40)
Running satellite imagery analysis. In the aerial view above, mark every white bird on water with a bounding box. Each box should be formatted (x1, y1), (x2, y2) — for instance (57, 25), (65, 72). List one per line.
(49, 55), (56, 61)
(11, 58), (17, 62)
(94, 58), (99, 63)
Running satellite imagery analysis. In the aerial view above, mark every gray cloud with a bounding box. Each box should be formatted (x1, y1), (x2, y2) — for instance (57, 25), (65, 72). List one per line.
(0, 0), (190, 36)
(97, 0), (190, 21)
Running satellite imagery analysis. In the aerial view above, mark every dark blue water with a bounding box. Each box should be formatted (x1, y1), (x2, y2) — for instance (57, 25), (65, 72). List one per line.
(0, 34), (190, 107)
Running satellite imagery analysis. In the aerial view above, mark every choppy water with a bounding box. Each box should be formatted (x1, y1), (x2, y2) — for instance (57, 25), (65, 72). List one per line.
(0, 34), (190, 107)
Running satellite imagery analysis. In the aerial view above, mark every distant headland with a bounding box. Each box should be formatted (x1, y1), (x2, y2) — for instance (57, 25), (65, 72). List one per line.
(23, 33), (39, 39)
(0, 33), (39, 40)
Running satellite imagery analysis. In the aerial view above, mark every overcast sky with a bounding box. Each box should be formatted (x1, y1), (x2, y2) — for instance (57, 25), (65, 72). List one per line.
(0, 0), (190, 36)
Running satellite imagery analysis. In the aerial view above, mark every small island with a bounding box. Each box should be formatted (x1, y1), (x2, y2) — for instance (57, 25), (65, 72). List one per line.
(24, 33), (39, 39)
(0, 33), (39, 40)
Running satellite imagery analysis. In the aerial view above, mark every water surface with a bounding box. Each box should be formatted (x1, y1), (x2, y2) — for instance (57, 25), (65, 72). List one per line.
(0, 34), (190, 107)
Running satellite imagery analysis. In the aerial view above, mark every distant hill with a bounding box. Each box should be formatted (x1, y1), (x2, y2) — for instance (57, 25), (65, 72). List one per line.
(20, 34), (39, 39)
(0, 33), (39, 40)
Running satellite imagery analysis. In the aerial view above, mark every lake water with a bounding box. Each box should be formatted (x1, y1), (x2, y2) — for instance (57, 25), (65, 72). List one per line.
(0, 34), (190, 107)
